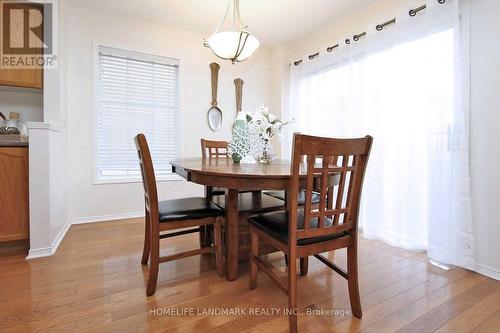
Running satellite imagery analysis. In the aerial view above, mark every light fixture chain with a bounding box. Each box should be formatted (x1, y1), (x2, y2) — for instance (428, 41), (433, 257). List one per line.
(213, 0), (231, 35)
(235, 0), (243, 31)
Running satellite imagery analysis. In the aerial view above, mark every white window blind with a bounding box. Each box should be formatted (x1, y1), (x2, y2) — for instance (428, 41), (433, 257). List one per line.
(96, 46), (180, 182)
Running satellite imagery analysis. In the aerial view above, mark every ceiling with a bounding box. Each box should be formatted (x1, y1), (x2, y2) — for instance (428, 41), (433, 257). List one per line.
(67, 0), (378, 46)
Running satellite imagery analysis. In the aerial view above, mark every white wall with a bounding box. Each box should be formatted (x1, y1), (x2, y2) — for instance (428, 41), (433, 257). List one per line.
(0, 87), (43, 122)
(271, 0), (500, 279)
(470, 0), (500, 279)
(27, 0), (69, 258)
(65, 3), (273, 222)
(27, 125), (51, 252)
(27, 123), (68, 258)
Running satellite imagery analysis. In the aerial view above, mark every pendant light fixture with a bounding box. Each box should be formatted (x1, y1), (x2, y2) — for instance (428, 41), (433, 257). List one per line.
(204, 0), (260, 64)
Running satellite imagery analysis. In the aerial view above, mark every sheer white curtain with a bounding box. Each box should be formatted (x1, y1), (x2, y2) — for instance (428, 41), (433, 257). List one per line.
(284, 0), (474, 268)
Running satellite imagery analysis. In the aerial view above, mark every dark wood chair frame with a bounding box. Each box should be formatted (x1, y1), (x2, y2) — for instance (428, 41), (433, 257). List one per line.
(200, 139), (231, 199)
(249, 133), (373, 333)
(200, 138), (289, 272)
(199, 138), (272, 242)
(136, 134), (223, 296)
(200, 139), (231, 248)
(201, 139), (230, 159)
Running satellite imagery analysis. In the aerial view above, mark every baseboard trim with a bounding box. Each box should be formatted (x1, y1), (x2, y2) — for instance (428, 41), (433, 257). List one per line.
(476, 263), (500, 281)
(26, 221), (71, 260)
(71, 211), (144, 225)
(26, 212), (144, 259)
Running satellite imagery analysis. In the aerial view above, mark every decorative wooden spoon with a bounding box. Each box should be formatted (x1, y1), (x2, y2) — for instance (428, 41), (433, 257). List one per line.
(234, 78), (244, 115)
(208, 63), (222, 132)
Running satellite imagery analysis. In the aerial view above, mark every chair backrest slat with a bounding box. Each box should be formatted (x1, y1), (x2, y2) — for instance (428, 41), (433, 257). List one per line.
(201, 139), (229, 159)
(134, 134), (159, 221)
(333, 155), (349, 225)
(318, 156), (333, 228)
(289, 134), (372, 242)
(302, 155), (316, 232)
(345, 155), (363, 226)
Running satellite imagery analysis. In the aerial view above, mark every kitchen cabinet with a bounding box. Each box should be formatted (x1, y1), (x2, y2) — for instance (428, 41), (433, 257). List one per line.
(0, 68), (43, 89)
(0, 147), (29, 242)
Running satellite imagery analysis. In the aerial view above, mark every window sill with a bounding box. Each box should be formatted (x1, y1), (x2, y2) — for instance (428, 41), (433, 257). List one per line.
(93, 173), (185, 185)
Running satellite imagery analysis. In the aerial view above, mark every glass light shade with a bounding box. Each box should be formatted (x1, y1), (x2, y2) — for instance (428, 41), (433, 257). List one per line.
(207, 31), (260, 62)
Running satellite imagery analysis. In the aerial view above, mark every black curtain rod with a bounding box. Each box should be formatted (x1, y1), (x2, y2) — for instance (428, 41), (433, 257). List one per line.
(409, 4), (426, 16)
(308, 52), (320, 60)
(327, 44), (339, 52)
(353, 31), (366, 41)
(292, 0), (447, 66)
(376, 18), (396, 31)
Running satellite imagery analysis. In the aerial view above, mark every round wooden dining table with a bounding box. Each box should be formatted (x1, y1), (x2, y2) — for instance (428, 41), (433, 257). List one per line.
(170, 158), (295, 281)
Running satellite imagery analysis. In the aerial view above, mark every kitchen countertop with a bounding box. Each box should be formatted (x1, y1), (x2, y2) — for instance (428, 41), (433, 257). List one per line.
(0, 141), (28, 147)
(0, 135), (28, 147)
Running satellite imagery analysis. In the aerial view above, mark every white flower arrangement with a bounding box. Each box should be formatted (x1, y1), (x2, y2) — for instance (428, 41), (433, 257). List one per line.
(250, 104), (290, 164)
(246, 104), (292, 141)
(228, 104), (292, 164)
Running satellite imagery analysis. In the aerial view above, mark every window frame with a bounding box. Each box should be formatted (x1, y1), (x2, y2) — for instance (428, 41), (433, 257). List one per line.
(92, 43), (183, 185)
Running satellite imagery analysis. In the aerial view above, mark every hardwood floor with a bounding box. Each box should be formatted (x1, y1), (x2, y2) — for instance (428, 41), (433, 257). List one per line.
(0, 218), (498, 332)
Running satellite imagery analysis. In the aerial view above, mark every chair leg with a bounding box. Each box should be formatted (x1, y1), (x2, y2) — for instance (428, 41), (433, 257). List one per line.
(214, 219), (224, 277)
(146, 232), (160, 297)
(288, 254), (298, 333)
(207, 224), (214, 245)
(300, 256), (309, 276)
(249, 226), (258, 290)
(202, 185), (214, 249)
(347, 245), (362, 318)
(141, 210), (151, 265)
(199, 225), (208, 248)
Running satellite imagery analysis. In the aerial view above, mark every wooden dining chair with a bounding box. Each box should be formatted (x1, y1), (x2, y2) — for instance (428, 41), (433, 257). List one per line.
(200, 138), (286, 266)
(264, 189), (321, 206)
(264, 158), (339, 208)
(135, 134), (224, 296)
(200, 139), (232, 248)
(201, 139), (230, 159)
(200, 139), (230, 196)
(200, 138), (259, 196)
(248, 133), (373, 332)
(266, 159), (339, 272)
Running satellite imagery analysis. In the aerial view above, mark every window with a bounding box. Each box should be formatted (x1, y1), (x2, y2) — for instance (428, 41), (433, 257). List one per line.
(95, 46), (180, 183)
(287, 28), (458, 250)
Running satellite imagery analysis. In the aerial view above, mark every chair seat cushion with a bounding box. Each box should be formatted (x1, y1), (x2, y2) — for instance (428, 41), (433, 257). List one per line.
(248, 210), (348, 246)
(264, 190), (321, 205)
(158, 197), (224, 223)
